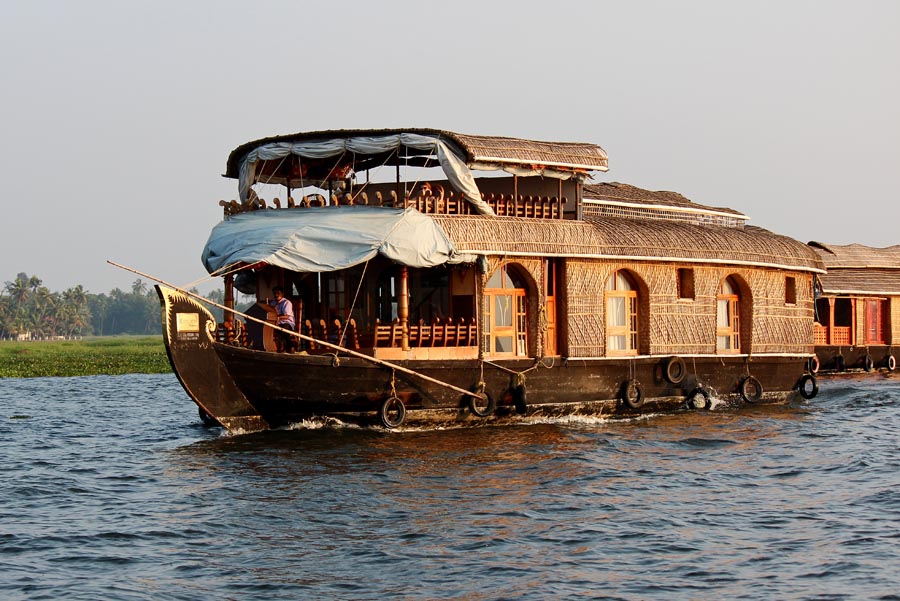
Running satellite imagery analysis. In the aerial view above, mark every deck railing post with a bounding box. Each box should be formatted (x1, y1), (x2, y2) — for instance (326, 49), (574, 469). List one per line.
(399, 266), (410, 351)
(224, 273), (235, 341)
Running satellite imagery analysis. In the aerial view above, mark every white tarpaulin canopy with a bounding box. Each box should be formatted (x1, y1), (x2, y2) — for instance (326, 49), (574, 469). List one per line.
(201, 206), (476, 274)
(239, 133), (496, 215)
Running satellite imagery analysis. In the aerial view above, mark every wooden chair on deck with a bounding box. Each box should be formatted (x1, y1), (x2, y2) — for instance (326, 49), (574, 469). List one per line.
(443, 318), (457, 347)
(306, 194), (326, 207)
(302, 319), (317, 349)
(374, 318), (402, 348)
(465, 321), (477, 346)
(345, 318), (360, 350)
(327, 319), (343, 345)
(415, 319), (430, 347)
(430, 318), (444, 347)
(374, 319), (390, 347)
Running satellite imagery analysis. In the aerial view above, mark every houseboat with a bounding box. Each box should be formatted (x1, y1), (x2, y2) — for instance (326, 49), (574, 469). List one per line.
(809, 241), (900, 373)
(155, 128), (824, 432)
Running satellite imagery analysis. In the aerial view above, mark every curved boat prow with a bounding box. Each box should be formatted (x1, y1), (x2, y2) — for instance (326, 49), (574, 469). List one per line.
(156, 284), (269, 432)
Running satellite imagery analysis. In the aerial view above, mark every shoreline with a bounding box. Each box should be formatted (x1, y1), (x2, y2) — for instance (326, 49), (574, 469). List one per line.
(0, 336), (171, 378)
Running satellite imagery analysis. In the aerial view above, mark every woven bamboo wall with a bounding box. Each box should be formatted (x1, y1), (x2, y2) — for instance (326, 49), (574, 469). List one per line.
(890, 298), (899, 345)
(854, 301), (865, 345)
(564, 259), (815, 357)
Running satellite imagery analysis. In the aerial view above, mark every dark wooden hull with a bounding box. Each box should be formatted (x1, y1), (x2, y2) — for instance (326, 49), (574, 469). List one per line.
(158, 285), (814, 432)
(814, 344), (898, 374)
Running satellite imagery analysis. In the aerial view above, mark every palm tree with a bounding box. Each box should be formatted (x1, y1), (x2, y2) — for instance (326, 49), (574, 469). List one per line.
(34, 287), (56, 336)
(6, 275), (30, 307)
(5, 275), (31, 336)
(0, 292), (9, 338)
(68, 285), (88, 310)
(62, 285), (91, 337)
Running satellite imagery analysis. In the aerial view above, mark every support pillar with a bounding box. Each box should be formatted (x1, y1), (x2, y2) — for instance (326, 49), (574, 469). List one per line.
(828, 297), (835, 345)
(399, 266), (410, 351)
(224, 273), (235, 342)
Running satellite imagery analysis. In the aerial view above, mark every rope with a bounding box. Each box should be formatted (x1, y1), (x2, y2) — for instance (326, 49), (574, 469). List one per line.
(259, 155), (289, 187)
(326, 151), (348, 203)
(481, 357), (548, 380)
(181, 261), (255, 291)
(349, 148), (397, 204)
(335, 260), (369, 360)
(108, 260), (486, 401)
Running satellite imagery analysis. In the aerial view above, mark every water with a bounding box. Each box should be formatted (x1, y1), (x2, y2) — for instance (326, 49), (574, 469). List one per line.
(1, 374), (899, 600)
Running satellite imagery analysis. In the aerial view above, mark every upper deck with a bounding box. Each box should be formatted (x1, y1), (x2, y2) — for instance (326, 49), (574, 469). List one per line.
(219, 128), (608, 220)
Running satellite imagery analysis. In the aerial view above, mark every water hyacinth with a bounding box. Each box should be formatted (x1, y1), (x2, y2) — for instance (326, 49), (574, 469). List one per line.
(0, 336), (170, 378)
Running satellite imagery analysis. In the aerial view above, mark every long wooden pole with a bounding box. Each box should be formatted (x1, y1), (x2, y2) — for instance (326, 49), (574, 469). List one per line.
(107, 260), (484, 400)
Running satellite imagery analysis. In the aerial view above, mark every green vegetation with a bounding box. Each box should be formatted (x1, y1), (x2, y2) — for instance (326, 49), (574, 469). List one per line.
(0, 336), (172, 378)
(1, 271), (227, 339)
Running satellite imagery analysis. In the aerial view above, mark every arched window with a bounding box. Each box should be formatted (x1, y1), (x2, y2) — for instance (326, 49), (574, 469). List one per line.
(605, 270), (638, 356)
(484, 264), (528, 357)
(717, 277), (741, 353)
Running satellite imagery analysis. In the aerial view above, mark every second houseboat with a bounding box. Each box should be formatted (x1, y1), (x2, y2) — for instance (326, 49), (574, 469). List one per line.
(810, 241), (900, 373)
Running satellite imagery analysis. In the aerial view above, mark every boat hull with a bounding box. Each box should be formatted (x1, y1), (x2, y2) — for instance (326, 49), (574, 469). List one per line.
(814, 344), (898, 374)
(158, 284), (813, 431)
(215, 342), (811, 428)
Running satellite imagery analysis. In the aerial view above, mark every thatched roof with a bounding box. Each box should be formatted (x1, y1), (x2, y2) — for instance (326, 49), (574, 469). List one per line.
(224, 128), (608, 178)
(808, 242), (900, 269)
(447, 132), (608, 171)
(809, 242), (900, 295)
(434, 215), (824, 273)
(815, 269), (900, 296)
(583, 182), (746, 218)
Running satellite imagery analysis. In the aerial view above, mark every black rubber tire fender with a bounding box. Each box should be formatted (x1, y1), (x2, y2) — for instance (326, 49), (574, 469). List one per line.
(687, 387), (711, 410)
(664, 356), (687, 385)
(468, 383), (496, 418)
(797, 374), (818, 400)
(512, 384), (527, 414)
(808, 355), (820, 374)
(864, 355), (874, 372)
(739, 376), (764, 403)
(621, 379), (644, 409)
(380, 396), (406, 429)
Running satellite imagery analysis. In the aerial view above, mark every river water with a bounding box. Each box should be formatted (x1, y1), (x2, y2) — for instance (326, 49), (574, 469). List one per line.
(1, 373), (898, 600)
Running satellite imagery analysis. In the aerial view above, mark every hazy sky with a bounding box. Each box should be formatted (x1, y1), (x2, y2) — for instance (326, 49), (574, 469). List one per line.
(2, 0), (898, 294)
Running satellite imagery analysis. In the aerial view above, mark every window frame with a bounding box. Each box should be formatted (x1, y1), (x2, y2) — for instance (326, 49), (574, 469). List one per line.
(605, 270), (639, 356)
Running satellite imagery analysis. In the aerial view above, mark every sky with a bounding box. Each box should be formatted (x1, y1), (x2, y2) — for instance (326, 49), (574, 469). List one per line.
(1, 0), (898, 295)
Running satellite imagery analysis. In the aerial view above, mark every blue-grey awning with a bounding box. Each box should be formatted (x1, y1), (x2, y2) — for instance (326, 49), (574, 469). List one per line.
(201, 206), (475, 274)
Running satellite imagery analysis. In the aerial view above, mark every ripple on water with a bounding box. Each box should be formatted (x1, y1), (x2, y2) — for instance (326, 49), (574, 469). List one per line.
(0, 373), (899, 599)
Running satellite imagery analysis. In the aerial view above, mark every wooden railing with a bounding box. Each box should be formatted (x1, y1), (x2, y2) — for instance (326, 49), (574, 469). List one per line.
(219, 186), (567, 219)
(374, 317), (477, 348)
(814, 323), (827, 345)
(814, 324), (851, 345)
(830, 326), (851, 345)
(299, 318), (360, 350)
(216, 313), (480, 353)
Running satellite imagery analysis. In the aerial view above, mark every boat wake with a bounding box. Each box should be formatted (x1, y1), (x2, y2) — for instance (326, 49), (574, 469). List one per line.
(276, 411), (673, 433)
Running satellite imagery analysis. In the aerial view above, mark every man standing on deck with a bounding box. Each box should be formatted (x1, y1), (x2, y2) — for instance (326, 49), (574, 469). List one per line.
(268, 286), (296, 353)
